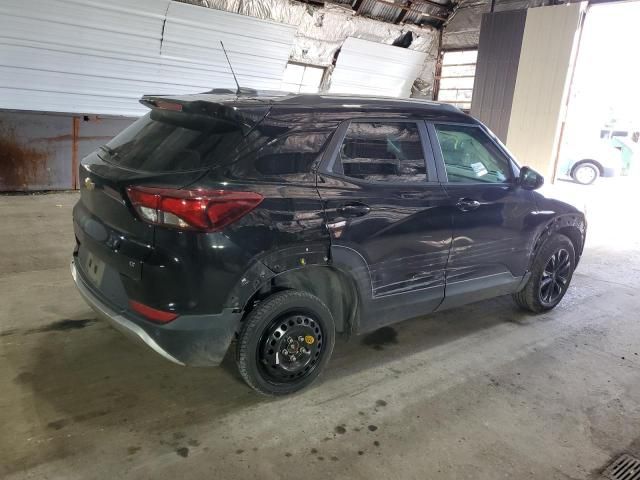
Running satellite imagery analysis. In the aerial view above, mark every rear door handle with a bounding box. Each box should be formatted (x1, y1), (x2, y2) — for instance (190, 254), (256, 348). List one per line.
(456, 198), (481, 212)
(400, 192), (425, 200)
(337, 202), (371, 218)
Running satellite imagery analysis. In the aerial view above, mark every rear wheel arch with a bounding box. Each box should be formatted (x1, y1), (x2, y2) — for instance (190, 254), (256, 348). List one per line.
(241, 265), (360, 335)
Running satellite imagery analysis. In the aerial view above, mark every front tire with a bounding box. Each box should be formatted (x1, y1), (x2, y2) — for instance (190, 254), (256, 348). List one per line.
(236, 290), (335, 396)
(513, 233), (575, 313)
(571, 162), (600, 185)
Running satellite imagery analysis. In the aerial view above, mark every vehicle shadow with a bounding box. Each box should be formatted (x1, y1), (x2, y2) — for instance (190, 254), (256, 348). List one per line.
(9, 294), (534, 473)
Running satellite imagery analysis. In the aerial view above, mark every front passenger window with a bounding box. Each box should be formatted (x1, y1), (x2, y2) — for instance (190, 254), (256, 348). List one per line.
(335, 122), (427, 183)
(434, 124), (513, 184)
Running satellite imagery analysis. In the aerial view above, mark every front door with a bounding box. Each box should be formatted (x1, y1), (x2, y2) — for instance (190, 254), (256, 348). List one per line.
(427, 122), (539, 309)
(317, 119), (452, 332)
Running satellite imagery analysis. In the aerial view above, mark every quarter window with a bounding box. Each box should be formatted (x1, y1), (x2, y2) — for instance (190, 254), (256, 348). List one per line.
(230, 132), (329, 182)
(434, 124), (513, 184)
(334, 122), (427, 183)
(254, 133), (329, 177)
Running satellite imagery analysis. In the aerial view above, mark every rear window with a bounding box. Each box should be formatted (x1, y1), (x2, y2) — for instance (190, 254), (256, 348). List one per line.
(100, 110), (245, 172)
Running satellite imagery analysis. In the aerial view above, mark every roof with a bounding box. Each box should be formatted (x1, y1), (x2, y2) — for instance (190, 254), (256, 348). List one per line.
(272, 93), (475, 123)
(142, 90), (477, 124)
(277, 93), (459, 109)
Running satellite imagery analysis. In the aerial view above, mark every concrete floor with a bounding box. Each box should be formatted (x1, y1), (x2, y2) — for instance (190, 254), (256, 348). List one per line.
(1, 177), (639, 479)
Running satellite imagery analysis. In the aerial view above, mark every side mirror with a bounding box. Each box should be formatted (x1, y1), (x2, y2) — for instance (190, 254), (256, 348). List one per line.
(519, 166), (544, 190)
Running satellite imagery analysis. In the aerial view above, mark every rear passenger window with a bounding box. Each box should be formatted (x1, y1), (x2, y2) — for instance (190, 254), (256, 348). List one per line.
(334, 122), (427, 183)
(434, 124), (513, 184)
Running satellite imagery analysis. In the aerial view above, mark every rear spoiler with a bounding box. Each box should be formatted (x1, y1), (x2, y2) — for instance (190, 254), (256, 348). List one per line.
(139, 95), (271, 135)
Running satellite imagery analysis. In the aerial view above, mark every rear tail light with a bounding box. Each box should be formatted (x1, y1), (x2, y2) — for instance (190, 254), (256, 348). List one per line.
(126, 186), (263, 232)
(129, 300), (178, 324)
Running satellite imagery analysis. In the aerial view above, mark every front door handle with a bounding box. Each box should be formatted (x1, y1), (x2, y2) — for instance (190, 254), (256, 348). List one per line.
(337, 202), (371, 218)
(456, 198), (481, 212)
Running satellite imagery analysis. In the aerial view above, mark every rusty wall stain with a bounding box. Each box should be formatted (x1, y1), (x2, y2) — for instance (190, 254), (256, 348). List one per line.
(0, 112), (133, 191)
(0, 122), (51, 191)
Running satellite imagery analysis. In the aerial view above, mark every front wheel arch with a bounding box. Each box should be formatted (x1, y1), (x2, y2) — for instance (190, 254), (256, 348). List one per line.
(530, 216), (585, 271)
(514, 233), (576, 313)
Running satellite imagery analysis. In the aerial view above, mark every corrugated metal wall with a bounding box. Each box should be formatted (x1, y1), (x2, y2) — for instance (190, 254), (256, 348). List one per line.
(470, 10), (526, 142)
(161, 2), (297, 93)
(0, 112), (134, 191)
(0, 0), (296, 117)
(0, 0), (171, 116)
(329, 37), (427, 98)
(506, 3), (584, 177)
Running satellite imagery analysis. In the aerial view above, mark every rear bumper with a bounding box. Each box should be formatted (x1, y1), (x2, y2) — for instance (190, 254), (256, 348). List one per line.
(71, 259), (242, 366)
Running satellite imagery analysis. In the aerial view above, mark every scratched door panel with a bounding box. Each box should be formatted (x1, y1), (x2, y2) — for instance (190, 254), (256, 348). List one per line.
(318, 175), (452, 301)
(316, 118), (454, 330)
(443, 182), (538, 282)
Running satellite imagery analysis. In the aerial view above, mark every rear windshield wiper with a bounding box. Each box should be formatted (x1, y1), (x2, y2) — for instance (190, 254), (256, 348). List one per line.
(99, 145), (118, 157)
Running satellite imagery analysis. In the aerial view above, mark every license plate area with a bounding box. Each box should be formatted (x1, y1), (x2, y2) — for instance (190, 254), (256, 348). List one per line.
(85, 252), (106, 287)
(76, 244), (130, 309)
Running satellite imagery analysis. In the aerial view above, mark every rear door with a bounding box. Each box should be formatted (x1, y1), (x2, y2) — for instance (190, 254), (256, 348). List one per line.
(426, 122), (539, 309)
(317, 119), (452, 332)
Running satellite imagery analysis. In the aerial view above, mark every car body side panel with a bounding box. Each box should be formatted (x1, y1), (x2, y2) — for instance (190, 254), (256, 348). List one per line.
(179, 185), (331, 315)
(200, 116), (337, 313)
(316, 117), (453, 333)
(424, 120), (546, 310)
(330, 244), (452, 334)
(439, 183), (540, 281)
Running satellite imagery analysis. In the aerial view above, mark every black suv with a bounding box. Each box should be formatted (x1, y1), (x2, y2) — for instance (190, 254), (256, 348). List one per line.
(71, 92), (586, 395)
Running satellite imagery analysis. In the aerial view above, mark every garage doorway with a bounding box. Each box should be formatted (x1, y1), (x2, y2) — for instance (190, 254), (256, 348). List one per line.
(550, 1), (640, 249)
(556, 2), (640, 185)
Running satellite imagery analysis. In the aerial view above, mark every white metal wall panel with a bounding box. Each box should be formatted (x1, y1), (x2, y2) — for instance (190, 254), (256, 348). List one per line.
(0, 0), (170, 116)
(328, 37), (426, 98)
(0, 0), (296, 116)
(505, 4), (584, 178)
(159, 2), (296, 93)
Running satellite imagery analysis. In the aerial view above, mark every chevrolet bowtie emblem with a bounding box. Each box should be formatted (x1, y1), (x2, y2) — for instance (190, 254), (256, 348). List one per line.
(84, 177), (95, 191)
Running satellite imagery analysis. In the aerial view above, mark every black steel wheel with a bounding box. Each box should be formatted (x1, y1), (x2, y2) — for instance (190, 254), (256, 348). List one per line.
(236, 290), (335, 396)
(513, 233), (575, 313)
(258, 314), (325, 383)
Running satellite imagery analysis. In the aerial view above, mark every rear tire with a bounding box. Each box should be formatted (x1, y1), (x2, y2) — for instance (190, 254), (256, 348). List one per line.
(571, 162), (600, 185)
(236, 290), (335, 396)
(513, 233), (575, 313)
